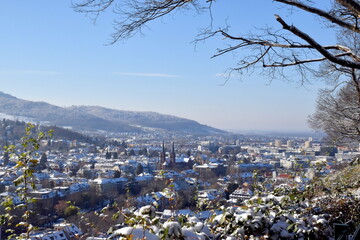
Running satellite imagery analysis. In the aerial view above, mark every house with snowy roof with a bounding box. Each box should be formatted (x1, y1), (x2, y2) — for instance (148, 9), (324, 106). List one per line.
(30, 188), (58, 211)
(197, 189), (220, 201)
(136, 193), (156, 207)
(135, 173), (153, 182)
(30, 188), (57, 200)
(193, 162), (226, 177)
(29, 229), (68, 240)
(89, 177), (127, 197)
(229, 188), (253, 203)
(53, 223), (83, 239)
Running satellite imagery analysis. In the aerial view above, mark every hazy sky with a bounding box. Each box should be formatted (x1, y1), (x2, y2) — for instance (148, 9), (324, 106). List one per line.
(0, 1), (332, 132)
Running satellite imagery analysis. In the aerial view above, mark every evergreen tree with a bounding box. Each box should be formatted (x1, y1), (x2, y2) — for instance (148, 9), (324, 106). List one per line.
(128, 149), (135, 156)
(3, 151), (9, 166)
(135, 163), (143, 175)
(38, 152), (48, 170)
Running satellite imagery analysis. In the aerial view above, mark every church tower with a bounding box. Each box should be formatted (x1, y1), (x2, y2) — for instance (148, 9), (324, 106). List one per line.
(160, 140), (166, 167)
(170, 142), (176, 166)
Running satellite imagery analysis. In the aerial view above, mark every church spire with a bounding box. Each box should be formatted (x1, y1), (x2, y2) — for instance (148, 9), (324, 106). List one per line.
(160, 140), (166, 167)
(170, 141), (175, 166)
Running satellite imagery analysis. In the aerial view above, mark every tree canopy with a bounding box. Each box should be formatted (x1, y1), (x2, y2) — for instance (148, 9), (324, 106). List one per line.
(309, 82), (360, 145)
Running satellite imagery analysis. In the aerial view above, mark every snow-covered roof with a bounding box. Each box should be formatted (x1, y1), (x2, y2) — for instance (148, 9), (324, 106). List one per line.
(90, 177), (127, 185)
(69, 182), (90, 192)
(135, 173), (153, 182)
(29, 230), (67, 240)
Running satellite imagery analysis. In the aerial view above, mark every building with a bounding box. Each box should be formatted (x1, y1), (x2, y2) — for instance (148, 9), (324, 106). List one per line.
(159, 140), (166, 168)
(274, 140), (282, 148)
(287, 140), (294, 149)
(193, 163), (226, 177)
(304, 138), (313, 149)
(229, 188), (253, 203)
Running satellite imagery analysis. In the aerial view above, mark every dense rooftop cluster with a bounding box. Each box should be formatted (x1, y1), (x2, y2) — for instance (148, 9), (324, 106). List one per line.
(0, 123), (359, 239)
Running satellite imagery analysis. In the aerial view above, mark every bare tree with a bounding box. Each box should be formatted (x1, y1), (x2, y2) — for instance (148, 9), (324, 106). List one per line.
(309, 79), (360, 145)
(308, 2), (360, 144)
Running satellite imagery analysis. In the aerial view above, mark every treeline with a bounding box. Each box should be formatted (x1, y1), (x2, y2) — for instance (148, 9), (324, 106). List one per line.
(0, 119), (101, 146)
(40, 125), (102, 144)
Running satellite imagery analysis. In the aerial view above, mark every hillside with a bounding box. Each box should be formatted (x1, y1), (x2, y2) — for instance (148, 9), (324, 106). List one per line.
(68, 105), (224, 134)
(0, 119), (98, 145)
(0, 92), (227, 135)
(316, 163), (360, 198)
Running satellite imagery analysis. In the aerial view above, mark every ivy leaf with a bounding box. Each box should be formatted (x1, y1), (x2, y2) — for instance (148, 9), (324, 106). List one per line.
(287, 223), (295, 231)
(15, 162), (25, 168)
(29, 159), (38, 165)
(112, 212), (119, 220)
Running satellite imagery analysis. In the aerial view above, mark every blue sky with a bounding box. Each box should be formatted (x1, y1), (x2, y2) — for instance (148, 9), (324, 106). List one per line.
(0, 1), (331, 132)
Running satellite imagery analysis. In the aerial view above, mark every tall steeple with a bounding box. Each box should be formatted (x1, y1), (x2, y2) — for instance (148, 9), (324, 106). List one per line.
(170, 142), (175, 166)
(160, 140), (166, 166)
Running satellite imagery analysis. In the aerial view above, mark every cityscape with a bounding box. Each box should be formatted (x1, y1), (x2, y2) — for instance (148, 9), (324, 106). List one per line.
(0, 112), (359, 239)
(1, 0), (360, 239)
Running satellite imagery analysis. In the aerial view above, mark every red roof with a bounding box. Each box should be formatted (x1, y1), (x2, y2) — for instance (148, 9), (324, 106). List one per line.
(277, 174), (292, 179)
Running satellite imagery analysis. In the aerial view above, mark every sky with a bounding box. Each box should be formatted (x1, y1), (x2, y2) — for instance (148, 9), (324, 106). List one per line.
(0, 0), (333, 132)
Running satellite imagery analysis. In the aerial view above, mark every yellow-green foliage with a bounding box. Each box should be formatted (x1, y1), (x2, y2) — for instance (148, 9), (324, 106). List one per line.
(323, 164), (360, 194)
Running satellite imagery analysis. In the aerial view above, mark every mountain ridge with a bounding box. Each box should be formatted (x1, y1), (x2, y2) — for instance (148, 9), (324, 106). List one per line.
(0, 91), (227, 135)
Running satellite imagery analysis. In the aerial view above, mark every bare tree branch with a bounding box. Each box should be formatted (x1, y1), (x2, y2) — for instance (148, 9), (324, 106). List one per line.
(275, 0), (360, 33)
(275, 15), (360, 69)
(263, 53), (352, 67)
(336, 0), (360, 17)
(73, 0), (115, 13)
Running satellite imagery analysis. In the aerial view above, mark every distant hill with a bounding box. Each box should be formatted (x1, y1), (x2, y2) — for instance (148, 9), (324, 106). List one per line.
(0, 92), (227, 135)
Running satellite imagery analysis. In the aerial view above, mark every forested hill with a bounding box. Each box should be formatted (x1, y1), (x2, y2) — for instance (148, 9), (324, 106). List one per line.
(0, 92), (227, 135)
(0, 119), (98, 145)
